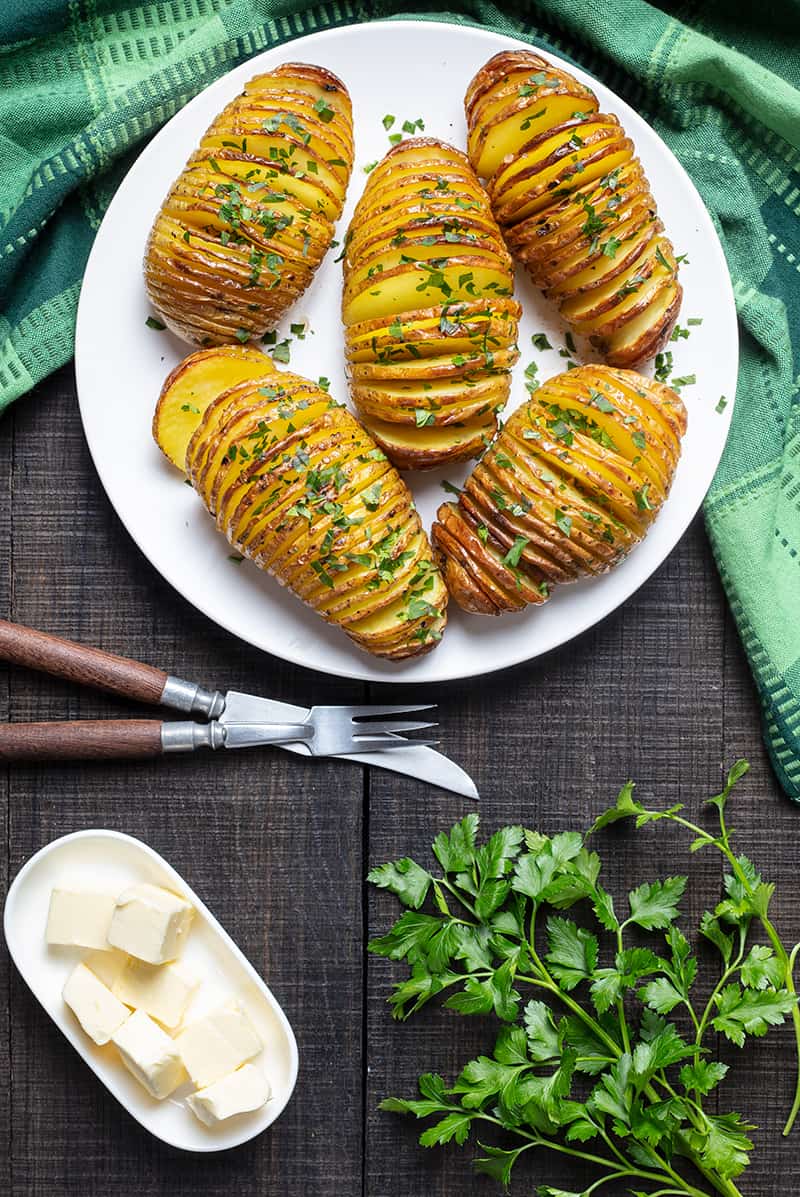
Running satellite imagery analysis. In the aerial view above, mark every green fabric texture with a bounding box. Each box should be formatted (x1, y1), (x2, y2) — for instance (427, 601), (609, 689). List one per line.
(1, 1), (798, 795)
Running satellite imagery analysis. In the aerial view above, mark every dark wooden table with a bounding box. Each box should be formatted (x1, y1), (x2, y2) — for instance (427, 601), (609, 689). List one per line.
(0, 363), (795, 1197)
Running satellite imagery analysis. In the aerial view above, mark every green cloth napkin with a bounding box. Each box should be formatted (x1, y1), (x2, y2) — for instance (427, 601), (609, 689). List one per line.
(1, 1), (798, 796)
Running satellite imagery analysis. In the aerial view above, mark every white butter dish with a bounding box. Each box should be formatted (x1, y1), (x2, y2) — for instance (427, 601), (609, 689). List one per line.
(3, 829), (298, 1151)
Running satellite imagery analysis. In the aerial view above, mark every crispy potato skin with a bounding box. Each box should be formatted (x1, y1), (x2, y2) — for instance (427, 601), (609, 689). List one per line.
(144, 64), (353, 346)
(165, 351), (447, 658)
(465, 51), (682, 368)
(341, 137), (520, 470)
(432, 364), (687, 616)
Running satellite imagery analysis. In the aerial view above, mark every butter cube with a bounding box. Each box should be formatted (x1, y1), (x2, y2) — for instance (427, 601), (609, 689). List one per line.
(187, 1064), (271, 1126)
(63, 962), (130, 1045)
(107, 883), (193, 964)
(176, 1001), (262, 1088)
(112, 1009), (185, 1099)
(112, 957), (199, 1029)
(84, 948), (129, 990)
(46, 888), (117, 950)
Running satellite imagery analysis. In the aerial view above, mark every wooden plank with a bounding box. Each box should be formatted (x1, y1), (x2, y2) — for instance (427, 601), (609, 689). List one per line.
(715, 599), (800, 1190)
(3, 367), (366, 1195)
(0, 398), (13, 1197)
(364, 518), (764, 1196)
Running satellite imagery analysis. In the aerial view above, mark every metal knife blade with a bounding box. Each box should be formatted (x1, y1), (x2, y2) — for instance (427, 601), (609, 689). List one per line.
(220, 690), (478, 800)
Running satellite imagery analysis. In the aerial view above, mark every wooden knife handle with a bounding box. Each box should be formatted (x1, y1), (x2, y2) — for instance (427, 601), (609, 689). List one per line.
(0, 620), (168, 704)
(0, 720), (165, 761)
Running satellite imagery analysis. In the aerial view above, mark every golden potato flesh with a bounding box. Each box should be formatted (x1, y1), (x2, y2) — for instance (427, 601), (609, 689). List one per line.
(153, 345), (276, 468)
(341, 137), (521, 469)
(166, 350), (447, 658)
(145, 64), (353, 346)
(431, 365), (687, 615)
(465, 51), (682, 367)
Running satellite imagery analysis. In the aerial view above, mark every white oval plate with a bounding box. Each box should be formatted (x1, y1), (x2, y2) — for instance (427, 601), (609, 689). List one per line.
(3, 830), (298, 1152)
(75, 19), (737, 684)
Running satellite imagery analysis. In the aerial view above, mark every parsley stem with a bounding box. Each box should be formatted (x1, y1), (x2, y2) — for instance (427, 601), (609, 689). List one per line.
(615, 927), (632, 1054)
(641, 804), (800, 1137)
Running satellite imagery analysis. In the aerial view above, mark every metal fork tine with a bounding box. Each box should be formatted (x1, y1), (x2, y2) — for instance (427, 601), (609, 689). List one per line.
(343, 737), (441, 751)
(353, 720), (437, 736)
(345, 704), (437, 719)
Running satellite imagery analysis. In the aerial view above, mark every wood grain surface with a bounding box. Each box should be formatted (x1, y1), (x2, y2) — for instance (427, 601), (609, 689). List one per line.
(1, 364), (796, 1197)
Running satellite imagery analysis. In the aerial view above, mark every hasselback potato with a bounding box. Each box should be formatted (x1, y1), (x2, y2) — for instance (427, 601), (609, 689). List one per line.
(465, 51), (681, 367)
(145, 64), (353, 346)
(154, 348), (448, 658)
(342, 138), (521, 469)
(432, 365), (687, 615)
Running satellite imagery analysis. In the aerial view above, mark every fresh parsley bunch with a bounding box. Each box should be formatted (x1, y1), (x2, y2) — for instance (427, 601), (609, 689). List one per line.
(368, 762), (800, 1197)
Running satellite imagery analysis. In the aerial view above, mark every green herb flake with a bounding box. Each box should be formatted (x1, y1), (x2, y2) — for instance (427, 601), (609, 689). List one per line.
(313, 97), (335, 123)
(554, 509), (572, 537)
(502, 536), (528, 568)
(145, 316), (166, 331)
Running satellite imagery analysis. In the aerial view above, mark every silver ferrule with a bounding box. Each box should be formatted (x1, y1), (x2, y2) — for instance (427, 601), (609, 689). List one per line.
(161, 721), (226, 753)
(160, 676), (226, 719)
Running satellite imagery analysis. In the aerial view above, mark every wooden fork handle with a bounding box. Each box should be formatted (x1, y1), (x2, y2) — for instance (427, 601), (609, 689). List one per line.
(0, 620), (169, 705)
(0, 720), (165, 761)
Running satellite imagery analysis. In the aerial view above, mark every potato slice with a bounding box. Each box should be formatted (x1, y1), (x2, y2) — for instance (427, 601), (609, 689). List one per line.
(432, 364), (687, 616)
(465, 50), (682, 367)
(153, 346), (276, 469)
(164, 351), (447, 657)
(144, 64), (353, 347)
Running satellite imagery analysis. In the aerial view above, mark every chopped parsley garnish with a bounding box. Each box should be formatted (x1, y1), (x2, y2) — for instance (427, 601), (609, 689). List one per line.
(271, 339), (291, 363)
(361, 481), (383, 511)
(654, 351), (673, 383)
(235, 328), (250, 343)
(440, 480), (462, 497)
(145, 316), (166, 331)
(635, 483), (652, 511)
(589, 390), (615, 414)
(180, 403), (200, 414)
(716, 395), (728, 413)
(313, 97), (335, 123)
(532, 332), (552, 352)
(524, 361), (540, 394)
(554, 509), (572, 537)
(382, 114), (395, 130)
(415, 409), (435, 427)
(502, 536), (528, 568)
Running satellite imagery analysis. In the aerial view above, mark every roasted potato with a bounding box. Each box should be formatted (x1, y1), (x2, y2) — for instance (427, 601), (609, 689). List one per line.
(154, 349), (448, 658)
(341, 138), (521, 469)
(145, 64), (353, 346)
(432, 365), (687, 614)
(465, 51), (682, 367)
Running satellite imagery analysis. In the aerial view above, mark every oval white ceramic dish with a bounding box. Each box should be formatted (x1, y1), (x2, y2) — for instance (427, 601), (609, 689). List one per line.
(75, 19), (738, 684)
(3, 829), (298, 1152)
